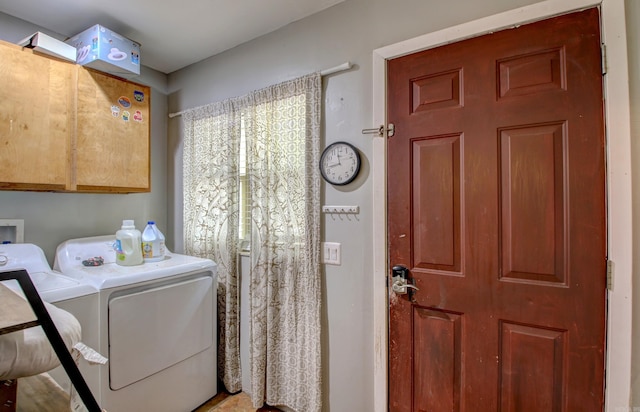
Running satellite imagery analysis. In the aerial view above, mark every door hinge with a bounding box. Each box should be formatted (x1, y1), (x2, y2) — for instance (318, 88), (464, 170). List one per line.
(601, 43), (607, 75)
(361, 123), (395, 137)
(606, 259), (614, 290)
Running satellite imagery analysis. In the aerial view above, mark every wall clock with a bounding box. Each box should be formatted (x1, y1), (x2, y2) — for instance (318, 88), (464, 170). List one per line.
(319, 141), (361, 185)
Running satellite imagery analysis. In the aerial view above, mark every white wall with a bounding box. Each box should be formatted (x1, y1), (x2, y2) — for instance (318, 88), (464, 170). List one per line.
(0, 13), (169, 265)
(167, 0), (552, 410)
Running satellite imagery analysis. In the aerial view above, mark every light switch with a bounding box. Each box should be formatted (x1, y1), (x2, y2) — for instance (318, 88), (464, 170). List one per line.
(322, 242), (341, 265)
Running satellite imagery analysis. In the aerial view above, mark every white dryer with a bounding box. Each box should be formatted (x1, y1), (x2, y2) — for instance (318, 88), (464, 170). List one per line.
(54, 235), (218, 412)
(0, 243), (100, 396)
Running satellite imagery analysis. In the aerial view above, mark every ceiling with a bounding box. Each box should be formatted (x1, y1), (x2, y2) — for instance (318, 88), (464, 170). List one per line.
(0, 0), (345, 74)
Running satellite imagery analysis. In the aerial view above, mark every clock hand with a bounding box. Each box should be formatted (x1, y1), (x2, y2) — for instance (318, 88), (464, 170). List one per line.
(327, 154), (342, 168)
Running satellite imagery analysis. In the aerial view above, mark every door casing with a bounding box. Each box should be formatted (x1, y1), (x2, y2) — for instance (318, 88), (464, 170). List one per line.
(371, 0), (633, 411)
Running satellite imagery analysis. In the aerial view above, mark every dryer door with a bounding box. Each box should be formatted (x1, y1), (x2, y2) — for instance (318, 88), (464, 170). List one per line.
(108, 275), (214, 390)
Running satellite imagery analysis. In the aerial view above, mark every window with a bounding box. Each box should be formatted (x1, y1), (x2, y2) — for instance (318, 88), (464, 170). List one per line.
(238, 116), (251, 250)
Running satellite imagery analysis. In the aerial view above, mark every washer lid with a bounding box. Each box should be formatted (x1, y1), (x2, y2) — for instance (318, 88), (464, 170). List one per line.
(2, 271), (97, 302)
(0, 243), (97, 301)
(0, 243), (51, 273)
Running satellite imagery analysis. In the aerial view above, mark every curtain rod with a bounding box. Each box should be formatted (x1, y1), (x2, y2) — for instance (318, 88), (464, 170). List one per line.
(168, 61), (352, 118)
(319, 61), (352, 76)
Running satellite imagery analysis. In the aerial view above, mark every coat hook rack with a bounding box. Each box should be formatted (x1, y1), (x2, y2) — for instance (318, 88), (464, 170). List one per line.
(322, 205), (359, 214)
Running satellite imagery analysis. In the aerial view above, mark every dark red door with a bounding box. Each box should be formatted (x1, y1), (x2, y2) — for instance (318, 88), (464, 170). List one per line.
(387, 8), (606, 411)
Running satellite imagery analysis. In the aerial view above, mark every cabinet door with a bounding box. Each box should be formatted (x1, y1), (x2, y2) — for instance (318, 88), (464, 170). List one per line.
(75, 69), (150, 192)
(0, 42), (75, 190)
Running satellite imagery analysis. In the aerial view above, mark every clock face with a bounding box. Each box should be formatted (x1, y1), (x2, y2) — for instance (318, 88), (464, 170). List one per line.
(320, 141), (361, 185)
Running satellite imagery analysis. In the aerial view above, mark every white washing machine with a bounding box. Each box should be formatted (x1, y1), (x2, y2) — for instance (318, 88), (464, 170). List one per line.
(0, 243), (100, 396)
(54, 235), (218, 412)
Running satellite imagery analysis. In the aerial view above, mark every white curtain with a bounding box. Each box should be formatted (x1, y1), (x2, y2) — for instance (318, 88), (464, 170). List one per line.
(183, 99), (243, 393)
(245, 73), (322, 411)
(182, 72), (322, 412)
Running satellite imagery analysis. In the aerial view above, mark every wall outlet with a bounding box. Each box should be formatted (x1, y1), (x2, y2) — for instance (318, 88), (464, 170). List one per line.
(322, 242), (341, 265)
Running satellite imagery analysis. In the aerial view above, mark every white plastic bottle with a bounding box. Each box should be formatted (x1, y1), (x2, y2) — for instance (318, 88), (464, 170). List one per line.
(115, 220), (143, 266)
(141, 221), (165, 263)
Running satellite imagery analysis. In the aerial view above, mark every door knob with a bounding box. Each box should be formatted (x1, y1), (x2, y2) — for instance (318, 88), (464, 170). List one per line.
(391, 265), (419, 296)
(391, 278), (419, 294)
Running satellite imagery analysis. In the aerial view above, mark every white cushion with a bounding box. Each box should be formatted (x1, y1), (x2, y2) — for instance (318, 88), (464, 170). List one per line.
(0, 301), (81, 380)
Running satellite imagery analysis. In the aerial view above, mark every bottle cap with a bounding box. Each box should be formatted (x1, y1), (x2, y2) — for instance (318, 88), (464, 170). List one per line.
(147, 221), (155, 224)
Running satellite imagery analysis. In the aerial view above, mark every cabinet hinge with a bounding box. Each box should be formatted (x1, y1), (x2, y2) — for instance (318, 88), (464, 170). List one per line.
(606, 259), (614, 290)
(601, 43), (607, 75)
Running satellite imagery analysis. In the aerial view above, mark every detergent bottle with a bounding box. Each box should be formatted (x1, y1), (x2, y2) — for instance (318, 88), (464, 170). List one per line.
(141, 221), (166, 263)
(115, 220), (143, 266)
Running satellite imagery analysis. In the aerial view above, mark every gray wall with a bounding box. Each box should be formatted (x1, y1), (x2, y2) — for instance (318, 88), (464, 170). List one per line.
(166, 0), (548, 410)
(0, 13), (169, 265)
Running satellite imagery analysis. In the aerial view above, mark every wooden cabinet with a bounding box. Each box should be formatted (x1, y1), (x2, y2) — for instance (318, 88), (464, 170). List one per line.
(0, 40), (74, 191)
(0, 40), (150, 193)
(75, 67), (150, 192)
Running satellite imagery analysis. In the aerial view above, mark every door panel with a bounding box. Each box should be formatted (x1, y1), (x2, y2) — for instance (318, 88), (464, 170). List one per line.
(413, 307), (463, 411)
(499, 122), (567, 284)
(412, 135), (462, 273)
(499, 322), (566, 412)
(388, 8), (606, 411)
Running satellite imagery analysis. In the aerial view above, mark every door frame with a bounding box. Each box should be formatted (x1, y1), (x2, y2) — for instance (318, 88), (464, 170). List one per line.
(371, 0), (633, 411)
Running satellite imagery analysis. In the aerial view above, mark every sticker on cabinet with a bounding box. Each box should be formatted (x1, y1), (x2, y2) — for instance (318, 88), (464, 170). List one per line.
(118, 96), (131, 108)
(134, 90), (144, 102)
